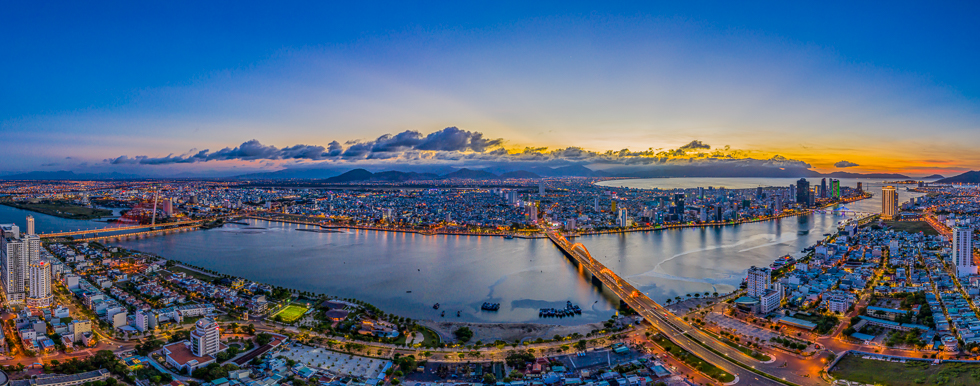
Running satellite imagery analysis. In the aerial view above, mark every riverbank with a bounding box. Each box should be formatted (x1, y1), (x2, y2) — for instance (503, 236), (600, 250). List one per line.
(249, 193), (871, 239)
(0, 201), (112, 220)
(419, 320), (614, 343)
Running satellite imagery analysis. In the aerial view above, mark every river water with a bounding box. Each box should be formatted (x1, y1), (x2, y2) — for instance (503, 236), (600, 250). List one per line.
(0, 178), (925, 325)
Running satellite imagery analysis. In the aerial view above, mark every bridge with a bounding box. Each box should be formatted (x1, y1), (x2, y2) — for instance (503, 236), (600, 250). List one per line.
(71, 224), (203, 243)
(545, 229), (826, 386)
(38, 220), (204, 238)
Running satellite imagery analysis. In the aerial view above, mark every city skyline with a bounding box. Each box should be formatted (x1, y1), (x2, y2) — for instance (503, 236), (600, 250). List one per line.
(3, 3), (980, 177)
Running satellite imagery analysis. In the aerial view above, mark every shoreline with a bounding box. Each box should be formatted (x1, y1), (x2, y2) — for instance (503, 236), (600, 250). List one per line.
(246, 193), (872, 238)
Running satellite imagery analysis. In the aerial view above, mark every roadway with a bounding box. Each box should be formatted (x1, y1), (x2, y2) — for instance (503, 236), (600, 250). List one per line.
(545, 229), (829, 386)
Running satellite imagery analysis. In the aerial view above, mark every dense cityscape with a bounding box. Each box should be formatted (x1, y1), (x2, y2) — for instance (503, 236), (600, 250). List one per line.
(5, 3), (980, 386)
(0, 174), (977, 386)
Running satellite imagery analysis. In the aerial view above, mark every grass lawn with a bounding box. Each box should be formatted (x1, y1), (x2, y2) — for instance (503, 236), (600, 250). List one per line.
(273, 305), (309, 322)
(419, 326), (441, 346)
(1, 201), (112, 220)
(883, 220), (940, 236)
(651, 334), (735, 383)
(831, 353), (980, 386)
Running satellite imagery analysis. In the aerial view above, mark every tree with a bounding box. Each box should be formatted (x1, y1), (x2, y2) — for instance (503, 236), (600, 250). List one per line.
(483, 373), (496, 384)
(256, 333), (273, 346)
(454, 327), (474, 343)
(575, 340), (587, 351)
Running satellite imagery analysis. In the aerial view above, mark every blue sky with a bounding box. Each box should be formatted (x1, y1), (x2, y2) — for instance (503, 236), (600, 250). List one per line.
(2, 2), (979, 176)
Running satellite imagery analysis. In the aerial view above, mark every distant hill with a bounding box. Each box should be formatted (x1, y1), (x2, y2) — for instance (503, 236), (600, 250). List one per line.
(499, 170), (541, 179)
(442, 168), (499, 180)
(937, 171), (980, 184)
(323, 169), (374, 183)
(921, 174), (945, 180)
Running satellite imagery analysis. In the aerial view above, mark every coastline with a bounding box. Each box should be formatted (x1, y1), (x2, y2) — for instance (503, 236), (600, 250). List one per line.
(246, 193), (872, 238)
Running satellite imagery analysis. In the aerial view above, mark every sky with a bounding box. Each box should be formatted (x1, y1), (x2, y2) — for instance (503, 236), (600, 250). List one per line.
(2, 1), (980, 177)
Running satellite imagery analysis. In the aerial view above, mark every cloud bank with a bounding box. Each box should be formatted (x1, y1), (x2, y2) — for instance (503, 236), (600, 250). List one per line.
(105, 127), (812, 170)
(834, 160), (860, 168)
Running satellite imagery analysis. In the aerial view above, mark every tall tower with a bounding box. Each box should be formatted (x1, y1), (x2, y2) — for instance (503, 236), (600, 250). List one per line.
(25, 216), (34, 236)
(1, 224), (27, 304)
(27, 261), (52, 308)
(820, 178), (828, 199)
(953, 226), (976, 277)
(796, 178), (810, 206)
(881, 186), (898, 220)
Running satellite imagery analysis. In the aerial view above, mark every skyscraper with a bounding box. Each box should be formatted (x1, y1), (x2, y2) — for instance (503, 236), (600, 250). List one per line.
(796, 178), (809, 206)
(820, 178), (828, 199)
(27, 261), (52, 308)
(881, 186), (898, 220)
(953, 226), (976, 277)
(856, 182), (863, 192)
(1, 224), (27, 304)
(617, 208), (629, 227)
(673, 193), (685, 214)
(26, 215), (34, 236)
(747, 266), (771, 298)
(831, 179), (841, 199)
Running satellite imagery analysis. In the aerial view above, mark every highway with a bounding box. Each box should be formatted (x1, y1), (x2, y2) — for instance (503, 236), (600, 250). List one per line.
(545, 229), (829, 386)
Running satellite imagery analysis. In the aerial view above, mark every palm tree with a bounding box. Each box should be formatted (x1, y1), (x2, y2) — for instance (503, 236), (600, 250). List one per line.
(665, 299), (672, 305)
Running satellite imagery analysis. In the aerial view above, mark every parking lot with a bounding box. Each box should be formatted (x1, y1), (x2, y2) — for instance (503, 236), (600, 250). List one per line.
(279, 343), (391, 379)
(706, 312), (778, 342)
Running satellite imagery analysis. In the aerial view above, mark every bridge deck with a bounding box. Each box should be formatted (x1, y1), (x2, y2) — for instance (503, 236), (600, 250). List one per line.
(545, 230), (823, 386)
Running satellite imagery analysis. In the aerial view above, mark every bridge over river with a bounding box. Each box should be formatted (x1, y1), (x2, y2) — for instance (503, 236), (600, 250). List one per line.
(545, 229), (828, 386)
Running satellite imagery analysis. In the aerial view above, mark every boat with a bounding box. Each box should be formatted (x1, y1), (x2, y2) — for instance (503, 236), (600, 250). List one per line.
(481, 302), (500, 311)
(406, 291), (412, 293)
(440, 311), (445, 317)
(457, 311), (461, 317)
(798, 230), (809, 235)
(433, 303), (440, 310)
(504, 235), (515, 239)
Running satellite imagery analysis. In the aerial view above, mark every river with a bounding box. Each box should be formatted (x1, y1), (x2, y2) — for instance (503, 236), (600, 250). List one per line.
(0, 178), (925, 325)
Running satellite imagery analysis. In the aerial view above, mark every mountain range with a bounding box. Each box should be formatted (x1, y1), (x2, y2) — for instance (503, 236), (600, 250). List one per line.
(0, 165), (939, 181)
(936, 171), (980, 184)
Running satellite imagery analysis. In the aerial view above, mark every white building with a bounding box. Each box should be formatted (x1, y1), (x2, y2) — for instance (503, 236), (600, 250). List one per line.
(760, 288), (783, 314)
(26, 261), (53, 308)
(617, 208), (629, 227)
(134, 312), (151, 332)
(191, 317), (221, 357)
(953, 226), (976, 277)
(746, 266), (771, 298)
(825, 291), (853, 314)
(1, 223), (27, 304)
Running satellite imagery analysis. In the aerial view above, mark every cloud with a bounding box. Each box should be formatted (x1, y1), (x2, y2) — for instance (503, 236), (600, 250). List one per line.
(678, 140), (711, 151)
(105, 131), (811, 171)
(834, 160), (860, 168)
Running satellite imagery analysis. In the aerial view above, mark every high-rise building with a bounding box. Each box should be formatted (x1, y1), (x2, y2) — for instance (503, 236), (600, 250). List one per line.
(796, 179), (810, 206)
(538, 181), (545, 195)
(756, 186), (764, 199)
(831, 179), (841, 199)
(191, 318), (221, 357)
(773, 196), (782, 214)
(746, 266), (771, 298)
(27, 261), (52, 308)
(162, 199), (174, 217)
(26, 215), (34, 236)
(1, 223), (27, 304)
(820, 178), (828, 198)
(856, 182), (863, 192)
(617, 208), (629, 227)
(953, 226), (976, 277)
(881, 186), (898, 220)
(673, 193), (685, 214)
